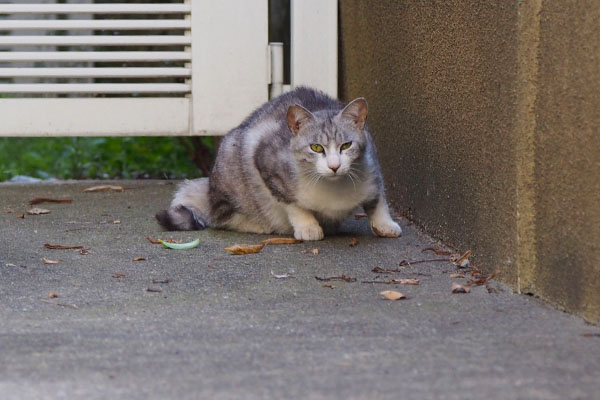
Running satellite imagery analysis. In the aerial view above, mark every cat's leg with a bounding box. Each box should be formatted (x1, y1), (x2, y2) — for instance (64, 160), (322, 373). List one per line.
(285, 204), (324, 241)
(363, 195), (402, 238)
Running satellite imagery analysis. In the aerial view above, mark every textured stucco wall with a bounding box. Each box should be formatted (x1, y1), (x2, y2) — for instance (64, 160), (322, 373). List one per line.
(529, 2), (600, 322)
(340, 1), (520, 286)
(339, 0), (600, 322)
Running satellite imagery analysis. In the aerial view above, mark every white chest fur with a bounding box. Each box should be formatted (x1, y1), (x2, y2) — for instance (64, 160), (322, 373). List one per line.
(296, 177), (377, 220)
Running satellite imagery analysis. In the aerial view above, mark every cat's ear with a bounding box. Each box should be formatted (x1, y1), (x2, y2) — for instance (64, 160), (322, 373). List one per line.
(339, 98), (368, 131)
(287, 105), (315, 136)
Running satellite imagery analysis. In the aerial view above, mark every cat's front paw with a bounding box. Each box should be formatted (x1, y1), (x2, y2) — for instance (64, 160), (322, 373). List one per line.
(294, 224), (324, 241)
(371, 219), (402, 238)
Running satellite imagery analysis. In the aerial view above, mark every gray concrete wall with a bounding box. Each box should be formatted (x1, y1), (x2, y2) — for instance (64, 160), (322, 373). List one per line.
(339, 0), (600, 322)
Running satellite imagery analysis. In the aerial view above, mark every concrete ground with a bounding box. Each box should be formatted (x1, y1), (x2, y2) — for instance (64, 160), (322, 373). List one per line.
(1, 181), (599, 400)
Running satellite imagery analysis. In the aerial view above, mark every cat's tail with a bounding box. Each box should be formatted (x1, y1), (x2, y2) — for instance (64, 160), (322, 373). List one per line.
(155, 178), (211, 231)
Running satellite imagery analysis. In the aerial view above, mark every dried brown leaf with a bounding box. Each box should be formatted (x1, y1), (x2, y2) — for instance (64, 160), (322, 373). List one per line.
(465, 270), (499, 287)
(380, 290), (406, 300)
(354, 213), (368, 220)
(583, 333), (600, 338)
(372, 266), (403, 273)
(83, 185), (124, 192)
(42, 257), (59, 265)
(112, 272), (127, 279)
(30, 198), (72, 205)
(40, 300), (79, 309)
(27, 207), (50, 215)
(44, 243), (84, 250)
(48, 292), (58, 298)
(133, 257), (146, 262)
(260, 237), (302, 245)
(454, 250), (472, 268)
(17, 214), (25, 219)
(451, 282), (471, 293)
(146, 287), (163, 293)
(449, 273), (465, 278)
(398, 278), (420, 285)
(224, 244), (264, 255)
(322, 284), (336, 289)
(304, 248), (319, 255)
(422, 247), (452, 255)
(271, 271), (295, 279)
(349, 237), (360, 247)
(146, 236), (161, 244)
(315, 275), (356, 282)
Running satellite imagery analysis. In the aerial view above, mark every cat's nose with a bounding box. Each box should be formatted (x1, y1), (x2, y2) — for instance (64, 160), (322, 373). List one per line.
(329, 165), (339, 173)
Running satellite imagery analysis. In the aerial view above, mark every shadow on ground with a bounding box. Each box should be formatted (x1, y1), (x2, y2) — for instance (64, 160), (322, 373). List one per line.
(1, 181), (599, 400)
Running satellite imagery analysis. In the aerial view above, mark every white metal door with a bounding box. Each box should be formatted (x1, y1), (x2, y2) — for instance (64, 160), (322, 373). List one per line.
(0, 0), (336, 137)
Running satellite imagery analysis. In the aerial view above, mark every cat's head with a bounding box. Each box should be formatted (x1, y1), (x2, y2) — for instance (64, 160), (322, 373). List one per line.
(287, 98), (368, 180)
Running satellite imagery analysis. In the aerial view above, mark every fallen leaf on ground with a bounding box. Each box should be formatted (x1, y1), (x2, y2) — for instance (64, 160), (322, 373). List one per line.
(112, 272), (126, 278)
(224, 244), (264, 255)
(40, 299), (79, 309)
(146, 236), (161, 244)
(27, 207), (50, 215)
(30, 198), (72, 205)
(454, 250), (472, 268)
(152, 279), (170, 284)
(159, 238), (200, 250)
(44, 243), (84, 250)
(79, 248), (91, 255)
(17, 214), (25, 219)
(271, 271), (295, 279)
(315, 275), (356, 282)
(146, 287), (163, 293)
(322, 284), (335, 289)
(83, 185), (124, 192)
(42, 257), (59, 265)
(372, 266), (403, 273)
(133, 257), (146, 262)
(398, 278), (420, 285)
(422, 247), (452, 255)
(260, 237), (302, 245)
(304, 248), (319, 255)
(451, 282), (471, 293)
(354, 213), (368, 220)
(465, 270), (499, 287)
(349, 237), (360, 247)
(48, 292), (58, 298)
(380, 290), (406, 300)
(449, 273), (465, 278)
(399, 258), (449, 266)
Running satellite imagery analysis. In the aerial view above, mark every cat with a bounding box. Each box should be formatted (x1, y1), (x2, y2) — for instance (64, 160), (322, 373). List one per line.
(156, 87), (401, 241)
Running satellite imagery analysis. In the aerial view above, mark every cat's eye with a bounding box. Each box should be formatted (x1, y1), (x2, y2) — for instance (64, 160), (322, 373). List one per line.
(340, 141), (352, 151)
(310, 144), (324, 153)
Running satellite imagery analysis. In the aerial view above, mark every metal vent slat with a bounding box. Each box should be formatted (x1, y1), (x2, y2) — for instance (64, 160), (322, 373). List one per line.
(0, 68), (191, 78)
(0, 19), (191, 30)
(0, 52), (191, 62)
(0, 4), (191, 14)
(0, 1), (192, 98)
(0, 36), (192, 46)
(0, 83), (191, 94)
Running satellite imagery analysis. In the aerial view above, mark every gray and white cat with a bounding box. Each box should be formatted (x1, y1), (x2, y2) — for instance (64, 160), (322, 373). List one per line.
(156, 87), (401, 240)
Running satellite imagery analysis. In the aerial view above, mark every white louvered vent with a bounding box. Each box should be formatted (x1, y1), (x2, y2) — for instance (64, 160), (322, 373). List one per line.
(0, 1), (191, 97)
